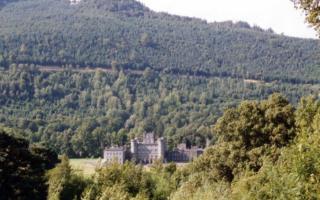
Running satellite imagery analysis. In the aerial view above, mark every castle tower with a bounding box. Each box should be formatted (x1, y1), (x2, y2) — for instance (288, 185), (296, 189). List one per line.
(157, 137), (165, 160)
(130, 139), (137, 160)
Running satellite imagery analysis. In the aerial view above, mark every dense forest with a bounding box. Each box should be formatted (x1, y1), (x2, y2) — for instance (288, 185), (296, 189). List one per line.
(0, 0), (320, 83)
(0, 64), (318, 157)
(0, 0), (319, 157)
(1, 0), (320, 199)
(2, 94), (320, 199)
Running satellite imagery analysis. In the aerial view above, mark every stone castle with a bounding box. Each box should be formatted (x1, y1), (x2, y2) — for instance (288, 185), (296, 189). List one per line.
(103, 132), (204, 164)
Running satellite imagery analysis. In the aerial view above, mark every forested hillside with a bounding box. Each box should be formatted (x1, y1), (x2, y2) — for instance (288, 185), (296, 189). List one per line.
(0, 0), (320, 157)
(0, 0), (320, 83)
(1, 0), (320, 199)
(0, 65), (318, 157)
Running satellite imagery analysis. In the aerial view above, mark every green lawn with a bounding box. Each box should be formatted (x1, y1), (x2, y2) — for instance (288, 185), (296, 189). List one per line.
(69, 158), (189, 176)
(69, 158), (102, 176)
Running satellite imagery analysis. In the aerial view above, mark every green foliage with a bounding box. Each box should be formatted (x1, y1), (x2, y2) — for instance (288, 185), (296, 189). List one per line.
(171, 179), (230, 200)
(64, 95), (320, 199)
(215, 94), (296, 148)
(172, 95), (320, 200)
(47, 155), (88, 200)
(4, 95), (320, 199)
(231, 103), (320, 199)
(295, 95), (320, 134)
(0, 130), (58, 200)
(82, 162), (151, 199)
(0, 0), (320, 198)
(148, 161), (178, 200)
(0, 65), (317, 157)
(293, 0), (320, 35)
(0, 0), (319, 83)
(78, 161), (182, 200)
(0, 0), (319, 158)
(96, 184), (130, 200)
(192, 94), (296, 182)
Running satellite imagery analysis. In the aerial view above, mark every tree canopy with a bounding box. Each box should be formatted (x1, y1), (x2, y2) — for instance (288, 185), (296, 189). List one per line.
(0, 0), (319, 83)
(293, 0), (320, 34)
(0, 130), (58, 200)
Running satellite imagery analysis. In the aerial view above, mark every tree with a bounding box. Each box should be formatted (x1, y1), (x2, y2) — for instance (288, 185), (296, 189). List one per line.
(295, 95), (320, 134)
(97, 184), (130, 200)
(0, 130), (58, 200)
(47, 155), (88, 200)
(140, 33), (152, 47)
(192, 94), (296, 182)
(293, 0), (320, 34)
(232, 98), (320, 199)
(0, 54), (4, 66)
(82, 162), (155, 199)
(214, 94), (295, 150)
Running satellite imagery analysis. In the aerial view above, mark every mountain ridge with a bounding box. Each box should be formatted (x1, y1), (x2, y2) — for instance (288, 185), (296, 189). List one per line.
(0, 0), (319, 83)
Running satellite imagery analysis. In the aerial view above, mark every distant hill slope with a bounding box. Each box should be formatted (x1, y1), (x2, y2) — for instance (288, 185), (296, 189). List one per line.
(0, 0), (319, 157)
(0, 0), (320, 83)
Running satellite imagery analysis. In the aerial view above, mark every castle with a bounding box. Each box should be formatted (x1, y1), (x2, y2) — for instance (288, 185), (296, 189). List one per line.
(103, 132), (204, 164)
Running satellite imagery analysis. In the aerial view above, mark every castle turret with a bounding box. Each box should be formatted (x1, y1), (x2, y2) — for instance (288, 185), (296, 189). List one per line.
(157, 137), (165, 160)
(130, 139), (138, 162)
(131, 139), (137, 154)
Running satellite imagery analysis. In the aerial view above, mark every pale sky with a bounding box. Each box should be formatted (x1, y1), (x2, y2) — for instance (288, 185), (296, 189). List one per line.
(138, 0), (318, 39)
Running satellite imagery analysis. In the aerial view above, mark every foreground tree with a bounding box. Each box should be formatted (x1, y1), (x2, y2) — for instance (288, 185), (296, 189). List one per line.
(0, 130), (58, 200)
(192, 94), (296, 182)
(232, 96), (320, 199)
(170, 94), (320, 199)
(47, 155), (88, 200)
(293, 0), (320, 34)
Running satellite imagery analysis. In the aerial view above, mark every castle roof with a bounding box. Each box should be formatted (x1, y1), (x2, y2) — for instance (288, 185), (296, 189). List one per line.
(104, 146), (126, 151)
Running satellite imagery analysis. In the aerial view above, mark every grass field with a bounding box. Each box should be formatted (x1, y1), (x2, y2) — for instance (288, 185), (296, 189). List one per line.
(69, 158), (102, 176)
(69, 158), (190, 176)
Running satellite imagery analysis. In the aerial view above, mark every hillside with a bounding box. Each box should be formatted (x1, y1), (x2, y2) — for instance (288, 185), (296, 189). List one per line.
(0, 0), (320, 83)
(2, 0), (320, 199)
(0, 0), (319, 157)
(0, 65), (318, 157)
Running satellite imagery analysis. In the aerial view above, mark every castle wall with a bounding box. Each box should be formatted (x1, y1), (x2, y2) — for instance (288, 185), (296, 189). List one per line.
(143, 133), (155, 144)
(135, 143), (159, 163)
(166, 148), (204, 162)
(103, 147), (126, 164)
